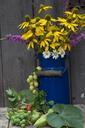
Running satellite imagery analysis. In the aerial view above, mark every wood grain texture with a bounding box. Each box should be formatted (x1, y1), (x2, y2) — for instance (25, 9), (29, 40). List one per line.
(0, 0), (35, 106)
(70, 40), (85, 104)
(0, 0), (84, 106)
(34, 0), (67, 17)
(0, 28), (4, 106)
(0, 0), (70, 106)
(70, 7), (85, 104)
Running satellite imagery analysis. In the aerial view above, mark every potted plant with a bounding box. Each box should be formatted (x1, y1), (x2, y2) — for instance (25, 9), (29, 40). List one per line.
(18, 4), (84, 64)
(3, 4), (85, 104)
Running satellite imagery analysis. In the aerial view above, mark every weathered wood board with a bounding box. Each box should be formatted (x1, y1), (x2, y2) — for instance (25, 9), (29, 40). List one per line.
(0, 0), (35, 106)
(0, 0), (85, 106)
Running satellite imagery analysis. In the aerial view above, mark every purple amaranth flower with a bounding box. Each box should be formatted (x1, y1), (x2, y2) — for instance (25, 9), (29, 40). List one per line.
(70, 39), (79, 47)
(6, 34), (25, 42)
(70, 33), (85, 47)
(63, 0), (67, 2)
(80, 33), (85, 40)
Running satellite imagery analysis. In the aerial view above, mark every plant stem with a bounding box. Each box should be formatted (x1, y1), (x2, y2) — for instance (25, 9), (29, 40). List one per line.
(7, 119), (10, 128)
(32, 0), (35, 18)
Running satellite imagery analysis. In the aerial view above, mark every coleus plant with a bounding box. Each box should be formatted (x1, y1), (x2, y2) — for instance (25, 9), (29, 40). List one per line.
(3, 4), (85, 59)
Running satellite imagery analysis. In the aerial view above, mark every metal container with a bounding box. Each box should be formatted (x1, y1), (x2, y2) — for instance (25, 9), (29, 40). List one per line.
(38, 54), (70, 104)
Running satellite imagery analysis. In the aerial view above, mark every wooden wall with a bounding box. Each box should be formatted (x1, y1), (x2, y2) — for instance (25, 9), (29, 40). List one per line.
(0, 0), (85, 106)
(68, 3), (85, 103)
(0, 0), (36, 106)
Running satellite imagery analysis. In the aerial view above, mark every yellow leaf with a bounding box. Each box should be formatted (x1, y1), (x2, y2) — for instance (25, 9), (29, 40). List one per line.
(22, 30), (33, 40)
(65, 11), (72, 15)
(46, 38), (51, 42)
(35, 27), (44, 36)
(73, 14), (77, 18)
(49, 26), (59, 31)
(50, 43), (56, 49)
(38, 4), (52, 14)
(81, 23), (85, 27)
(40, 39), (49, 48)
(54, 31), (63, 37)
(51, 18), (57, 22)
(45, 47), (49, 51)
(59, 36), (65, 41)
(78, 14), (85, 20)
(37, 19), (47, 26)
(53, 31), (62, 41)
(50, 42), (60, 49)
(57, 17), (78, 32)
(31, 18), (36, 23)
(27, 42), (34, 49)
(57, 17), (67, 23)
(61, 28), (64, 32)
(40, 41), (45, 47)
(70, 26), (75, 32)
(63, 43), (71, 51)
(31, 24), (36, 28)
(46, 31), (52, 37)
(33, 39), (38, 43)
(53, 38), (56, 43)
(44, 40), (49, 46)
(19, 22), (29, 29)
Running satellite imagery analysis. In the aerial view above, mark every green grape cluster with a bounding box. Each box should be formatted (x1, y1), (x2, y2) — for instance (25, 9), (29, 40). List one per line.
(27, 72), (38, 94)
(27, 66), (42, 94)
(9, 110), (31, 128)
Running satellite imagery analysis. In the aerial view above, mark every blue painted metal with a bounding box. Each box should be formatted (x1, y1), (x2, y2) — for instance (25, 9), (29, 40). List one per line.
(38, 54), (66, 71)
(38, 54), (70, 104)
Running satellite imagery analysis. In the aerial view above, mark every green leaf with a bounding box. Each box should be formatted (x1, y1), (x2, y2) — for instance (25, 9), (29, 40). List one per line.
(47, 113), (65, 128)
(19, 89), (35, 103)
(47, 104), (84, 128)
(6, 88), (19, 107)
(6, 89), (13, 96)
(48, 100), (55, 106)
(8, 97), (16, 102)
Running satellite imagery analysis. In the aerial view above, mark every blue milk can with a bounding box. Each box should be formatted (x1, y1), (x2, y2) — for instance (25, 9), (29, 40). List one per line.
(38, 54), (70, 104)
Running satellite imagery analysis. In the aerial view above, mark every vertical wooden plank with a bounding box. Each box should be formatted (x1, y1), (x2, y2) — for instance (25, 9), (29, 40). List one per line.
(80, 0), (85, 7)
(44, 0), (67, 16)
(68, 0), (85, 10)
(68, 0), (79, 8)
(0, 26), (4, 106)
(70, 40), (85, 103)
(0, 0), (35, 106)
(34, 0), (67, 17)
(70, 9), (85, 104)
